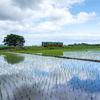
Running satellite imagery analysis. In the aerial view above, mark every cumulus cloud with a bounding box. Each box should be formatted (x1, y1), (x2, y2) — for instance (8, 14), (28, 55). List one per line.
(0, 0), (97, 45)
(11, 0), (43, 10)
(0, 0), (96, 28)
(0, 0), (35, 21)
(76, 12), (96, 23)
(0, 20), (24, 32)
(32, 21), (61, 32)
(48, 9), (74, 25)
(48, 9), (96, 25)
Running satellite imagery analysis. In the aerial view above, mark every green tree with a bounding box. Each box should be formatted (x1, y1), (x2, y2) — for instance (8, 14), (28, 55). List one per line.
(3, 34), (25, 46)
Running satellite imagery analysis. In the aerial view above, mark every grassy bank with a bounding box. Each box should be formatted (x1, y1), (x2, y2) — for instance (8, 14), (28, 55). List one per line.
(0, 46), (100, 56)
(0, 46), (100, 51)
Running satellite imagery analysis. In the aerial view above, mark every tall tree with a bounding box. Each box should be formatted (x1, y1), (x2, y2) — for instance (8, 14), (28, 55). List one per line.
(3, 34), (25, 46)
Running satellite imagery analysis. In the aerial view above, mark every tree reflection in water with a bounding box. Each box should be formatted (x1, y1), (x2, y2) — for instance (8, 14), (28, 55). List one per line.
(0, 52), (24, 64)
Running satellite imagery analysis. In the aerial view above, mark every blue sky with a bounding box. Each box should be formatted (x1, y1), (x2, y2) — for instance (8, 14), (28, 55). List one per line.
(0, 0), (100, 46)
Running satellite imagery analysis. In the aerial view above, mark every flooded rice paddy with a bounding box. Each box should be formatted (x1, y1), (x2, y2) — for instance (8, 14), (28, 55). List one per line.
(63, 50), (100, 60)
(0, 51), (100, 100)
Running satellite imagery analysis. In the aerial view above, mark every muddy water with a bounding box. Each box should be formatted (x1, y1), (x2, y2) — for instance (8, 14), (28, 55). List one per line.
(0, 52), (100, 100)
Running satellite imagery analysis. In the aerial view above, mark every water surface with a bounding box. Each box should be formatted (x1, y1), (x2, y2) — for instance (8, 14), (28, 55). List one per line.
(0, 52), (100, 100)
(63, 50), (100, 60)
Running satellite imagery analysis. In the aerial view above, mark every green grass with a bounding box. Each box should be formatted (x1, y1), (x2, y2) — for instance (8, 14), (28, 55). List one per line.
(0, 46), (100, 56)
(14, 50), (63, 56)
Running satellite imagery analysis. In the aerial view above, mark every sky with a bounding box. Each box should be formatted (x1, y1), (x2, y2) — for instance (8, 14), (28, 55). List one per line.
(0, 0), (100, 46)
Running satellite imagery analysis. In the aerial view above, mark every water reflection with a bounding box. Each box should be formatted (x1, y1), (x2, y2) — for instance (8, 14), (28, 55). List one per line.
(69, 76), (100, 92)
(0, 53), (100, 100)
(0, 52), (24, 64)
(63, 50), (100, 60)
(34, 69), (49, 77)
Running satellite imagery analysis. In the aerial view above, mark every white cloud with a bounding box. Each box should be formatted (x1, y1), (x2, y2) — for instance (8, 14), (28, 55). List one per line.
(0, 0), (96, 30)
(1, 31), (100, 45)
(76, 12), (96, 23)
(0, 0), (98, 45)
(11, 0), (43, 10)
(48, 9), (96, 25)
(23, 32), (100, 46)
(51, 0), (85, 8)
(64, 0), (85, 5)
(78, 71), (95, 80)
(0, 20), (24, 32)
(48, 9), (74, 25)
(32, 22), (61, 32)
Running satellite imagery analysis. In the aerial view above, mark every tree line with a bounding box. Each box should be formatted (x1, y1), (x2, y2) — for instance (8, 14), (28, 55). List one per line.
(68, 43), (100, 46)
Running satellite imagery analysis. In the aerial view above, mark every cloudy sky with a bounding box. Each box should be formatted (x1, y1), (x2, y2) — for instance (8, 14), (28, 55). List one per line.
(0, 0), (100, 46)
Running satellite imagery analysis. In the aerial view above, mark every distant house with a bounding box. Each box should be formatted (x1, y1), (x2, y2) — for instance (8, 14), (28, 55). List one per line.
(42, 42), (63, 47)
